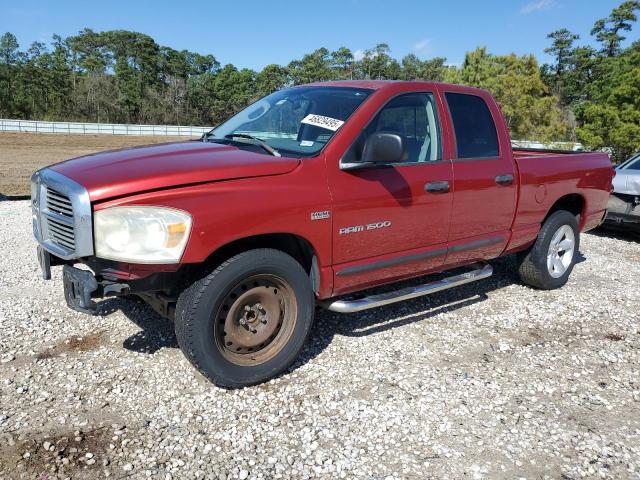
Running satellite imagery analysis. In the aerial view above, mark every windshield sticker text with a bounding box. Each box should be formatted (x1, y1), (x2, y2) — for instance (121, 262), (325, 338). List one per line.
(301, 114), (345, 132)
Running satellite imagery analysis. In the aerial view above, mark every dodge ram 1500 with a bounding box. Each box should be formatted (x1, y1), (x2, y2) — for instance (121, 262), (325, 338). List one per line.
(31, 81), (614, 387)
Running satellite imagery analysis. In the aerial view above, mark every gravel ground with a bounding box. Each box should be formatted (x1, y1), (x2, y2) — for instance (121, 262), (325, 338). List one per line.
(1, 199), (639, 480)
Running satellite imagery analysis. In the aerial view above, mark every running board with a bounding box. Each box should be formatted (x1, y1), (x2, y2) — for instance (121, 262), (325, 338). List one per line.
(323, 262), (493, 313)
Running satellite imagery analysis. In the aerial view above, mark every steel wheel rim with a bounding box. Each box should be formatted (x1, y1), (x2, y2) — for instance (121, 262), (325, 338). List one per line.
(547, 225), (575, 278)
(214, 274), (297, 366)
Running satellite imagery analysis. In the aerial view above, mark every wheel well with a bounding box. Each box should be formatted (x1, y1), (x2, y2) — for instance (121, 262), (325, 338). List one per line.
(145, 234), (320, 319)
(544, 194), (585, 225)
(202, 233), (316, 273)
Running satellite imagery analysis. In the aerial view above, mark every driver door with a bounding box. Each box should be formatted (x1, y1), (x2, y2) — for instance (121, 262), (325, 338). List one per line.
(328, 92), (453, 295)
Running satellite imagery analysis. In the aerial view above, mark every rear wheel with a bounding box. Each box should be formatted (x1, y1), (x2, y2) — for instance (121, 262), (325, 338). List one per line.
(175, 249), (314, 388)
(517, 210), (580, 289)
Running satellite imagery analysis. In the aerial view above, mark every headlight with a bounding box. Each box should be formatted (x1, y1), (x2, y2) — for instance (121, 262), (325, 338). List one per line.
(94, 206), (192, 263)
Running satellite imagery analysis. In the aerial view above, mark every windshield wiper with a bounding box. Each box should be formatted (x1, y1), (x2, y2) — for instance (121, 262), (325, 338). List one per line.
(224, 133), (281, 157)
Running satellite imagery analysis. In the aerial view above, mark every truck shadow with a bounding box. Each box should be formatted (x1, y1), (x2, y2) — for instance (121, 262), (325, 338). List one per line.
(294, 255), (521, 370)
(588, 225), (640, 243)
(96, 297), (178, 354)
(0, 193), (30, 201)
(110, 254), (531, 372)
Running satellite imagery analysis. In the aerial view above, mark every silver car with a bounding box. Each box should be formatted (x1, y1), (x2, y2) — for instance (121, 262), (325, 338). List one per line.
(606, 153), (640, 229)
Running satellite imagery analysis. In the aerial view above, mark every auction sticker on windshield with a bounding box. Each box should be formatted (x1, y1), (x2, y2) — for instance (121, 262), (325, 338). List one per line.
(301, 114), (345, 131)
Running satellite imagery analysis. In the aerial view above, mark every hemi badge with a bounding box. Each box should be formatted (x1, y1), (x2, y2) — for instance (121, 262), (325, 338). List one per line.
(311, 211), (330, 221)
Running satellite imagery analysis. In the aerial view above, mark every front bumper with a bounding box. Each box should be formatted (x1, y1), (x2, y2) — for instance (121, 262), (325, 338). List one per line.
(45, 256), (132, 315)
(62, 265), (99, 314)
(39, 248), (182, 318)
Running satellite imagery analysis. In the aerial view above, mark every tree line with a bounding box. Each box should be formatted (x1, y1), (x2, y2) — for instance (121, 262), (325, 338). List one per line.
(0, 1), (638, 160)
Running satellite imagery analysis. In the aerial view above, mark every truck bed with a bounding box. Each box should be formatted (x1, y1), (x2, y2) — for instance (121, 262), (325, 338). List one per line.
(512, 147), (586, 160)
(512, 149), (613, 235)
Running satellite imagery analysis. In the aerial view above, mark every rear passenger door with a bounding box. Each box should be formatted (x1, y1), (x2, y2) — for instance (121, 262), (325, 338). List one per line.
(442, 90), (517, 265)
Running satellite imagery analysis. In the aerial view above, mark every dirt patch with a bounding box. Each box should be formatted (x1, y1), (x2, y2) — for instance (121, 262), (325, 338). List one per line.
(0, 132), (195, 196)
(0, 426), (118, 479)
(35, 330), (107, 360)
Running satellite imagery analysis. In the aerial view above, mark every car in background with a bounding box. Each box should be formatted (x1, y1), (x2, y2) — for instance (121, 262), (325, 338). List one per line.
(606, 153), (640, 230)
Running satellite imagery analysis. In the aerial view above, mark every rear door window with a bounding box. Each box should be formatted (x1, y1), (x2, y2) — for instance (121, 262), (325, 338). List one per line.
(445, 92), (499, 159)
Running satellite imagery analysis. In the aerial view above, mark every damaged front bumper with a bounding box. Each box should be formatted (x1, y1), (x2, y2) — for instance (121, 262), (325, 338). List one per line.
(37, 247), (181, 319)
(62, 264), (100, 314)
(37, 246), (132, 315)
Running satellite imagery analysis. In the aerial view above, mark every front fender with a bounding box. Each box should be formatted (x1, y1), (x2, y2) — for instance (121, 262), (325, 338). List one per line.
(92, 159), (333, 272)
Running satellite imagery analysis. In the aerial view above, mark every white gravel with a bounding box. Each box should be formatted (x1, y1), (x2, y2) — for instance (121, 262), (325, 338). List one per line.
(1, 199), (639, 479)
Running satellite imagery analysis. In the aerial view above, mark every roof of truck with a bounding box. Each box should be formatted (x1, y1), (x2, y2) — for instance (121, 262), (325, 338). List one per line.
(302, 80), (425, 90)
(300, 80), (488, 95)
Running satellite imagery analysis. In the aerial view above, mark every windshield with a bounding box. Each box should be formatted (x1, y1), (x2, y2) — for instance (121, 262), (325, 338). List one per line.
(619, 154), (640, 170)
(206, 86), (372, 157)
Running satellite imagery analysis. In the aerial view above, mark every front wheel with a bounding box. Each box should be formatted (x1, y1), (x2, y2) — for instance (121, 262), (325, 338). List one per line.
(517, 210), (580, 290)
(175, 249), (315, 388)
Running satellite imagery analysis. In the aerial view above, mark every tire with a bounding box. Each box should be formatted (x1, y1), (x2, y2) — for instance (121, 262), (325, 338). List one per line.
(175, 249), (315, 388)
(517, 210), (580, 290)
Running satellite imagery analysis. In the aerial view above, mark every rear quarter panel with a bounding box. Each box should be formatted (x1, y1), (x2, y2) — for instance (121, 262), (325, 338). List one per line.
(506, 152), (613, 253)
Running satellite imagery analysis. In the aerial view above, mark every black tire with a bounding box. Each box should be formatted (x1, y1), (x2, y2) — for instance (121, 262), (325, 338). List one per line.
(175, 249), (315, 388)
(517, 210), (580, 290)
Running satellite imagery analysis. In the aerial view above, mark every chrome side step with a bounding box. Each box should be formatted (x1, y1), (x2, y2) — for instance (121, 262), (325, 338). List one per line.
(323, 262), (493, 313)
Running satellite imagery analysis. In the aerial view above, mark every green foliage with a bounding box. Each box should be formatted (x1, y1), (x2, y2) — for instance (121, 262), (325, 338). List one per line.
(575, 45), (640, 160)
(359, 43), (392, 80)
(591, 1), (639, 57)
(400, 54), (447, 81)
(287, 48), (332, 84)
(447, 48), (567, 141)
(256, 64), (289, 97)
(544, 29), (580, 79)
(330, 47), (355, 80)
(0, 32), (19, 65)
(541, 1), (640, 160)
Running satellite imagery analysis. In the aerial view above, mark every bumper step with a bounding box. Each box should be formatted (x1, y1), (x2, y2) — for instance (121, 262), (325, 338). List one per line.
(323, 262), (493, 313)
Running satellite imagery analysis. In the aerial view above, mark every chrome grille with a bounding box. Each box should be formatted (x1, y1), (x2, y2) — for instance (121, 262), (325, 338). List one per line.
(46, 188), (74, 216)
(46, 216), (76, 250)
(44, 187), (76, 251)
(31, 169), (94, 260)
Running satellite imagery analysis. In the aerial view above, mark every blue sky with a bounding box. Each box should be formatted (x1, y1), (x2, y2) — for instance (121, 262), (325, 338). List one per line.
(1, 0), (635, 69)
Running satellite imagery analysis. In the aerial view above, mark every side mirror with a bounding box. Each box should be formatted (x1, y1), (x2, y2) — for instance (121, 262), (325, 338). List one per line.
(362, 132), (405, 164)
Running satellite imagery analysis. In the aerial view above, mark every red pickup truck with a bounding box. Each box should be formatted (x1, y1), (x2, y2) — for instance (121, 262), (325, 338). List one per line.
(31, 81), (614, 387)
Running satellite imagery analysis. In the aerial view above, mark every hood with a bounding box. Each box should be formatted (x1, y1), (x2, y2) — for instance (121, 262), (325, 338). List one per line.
(50, 140), (300, 202)
(613, 168), (640, 196)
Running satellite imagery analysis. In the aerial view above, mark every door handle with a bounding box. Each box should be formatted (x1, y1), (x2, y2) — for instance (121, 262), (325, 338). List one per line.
(495, 174), (513, 186)
(425, 181), (450, 193)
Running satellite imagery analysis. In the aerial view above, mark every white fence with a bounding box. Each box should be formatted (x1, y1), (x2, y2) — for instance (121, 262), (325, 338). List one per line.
(0, 119), (587, 151)
(0, 118), (211, 136)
